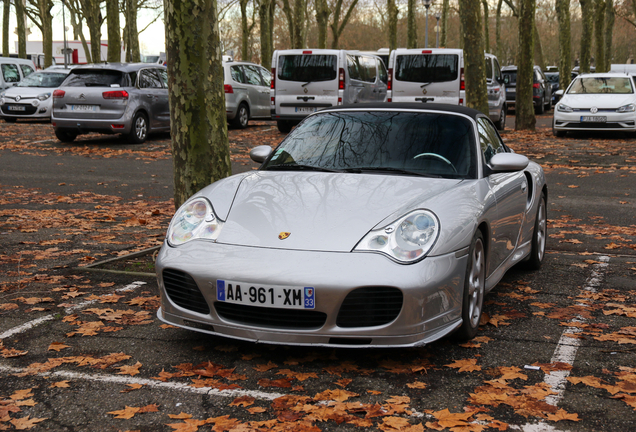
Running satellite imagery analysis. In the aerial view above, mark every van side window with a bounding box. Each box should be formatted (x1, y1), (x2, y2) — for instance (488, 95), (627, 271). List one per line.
(244, 65), (264, 86)
(20, 64), (34, 77)
(378, 59), (388, 84)
(477, 117), (505, 165)
(230, 66), (245, 83)
(347, 55), (362, 81)
(1, 64), (20, 83)
(363, 57), (376, 83)
(258, 66), (271, 87)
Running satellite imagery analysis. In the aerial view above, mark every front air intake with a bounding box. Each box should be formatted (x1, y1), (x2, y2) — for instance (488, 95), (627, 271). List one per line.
(336, 287), (403, 328)
(162, 269), (210, 315)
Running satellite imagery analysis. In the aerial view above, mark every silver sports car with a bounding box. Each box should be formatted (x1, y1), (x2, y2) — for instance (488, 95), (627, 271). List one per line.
(156, 103), (547, 347)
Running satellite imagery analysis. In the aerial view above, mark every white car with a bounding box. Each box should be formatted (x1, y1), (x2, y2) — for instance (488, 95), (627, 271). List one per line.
(0, 69), (70, 122)
(553, 73), (636, 137)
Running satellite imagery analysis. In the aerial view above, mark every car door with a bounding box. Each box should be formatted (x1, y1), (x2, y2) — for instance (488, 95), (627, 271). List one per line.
(257, 66), (272, 118)
(138, 68), (167, 129)
(477, 117), (527, 268)
(156, 68), (171, 128)
(346, 54), (366, 104)
(376, 58), (388, 102)
(243, 64), (269, 117)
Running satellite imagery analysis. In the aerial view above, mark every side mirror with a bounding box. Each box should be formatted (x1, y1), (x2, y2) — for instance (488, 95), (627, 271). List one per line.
(489, 153), (529, 173)
(249, 145), (273, 163)
(555, 89), (564, 97)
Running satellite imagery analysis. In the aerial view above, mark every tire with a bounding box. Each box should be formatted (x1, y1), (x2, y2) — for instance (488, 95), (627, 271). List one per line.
(495, 107), (506, 131)
(453, 231), (486, 341)
(277, 120), (293, 134)
(231, 104), (249, 129)
(522, 192), (547, 270)
(4, 117), (17, 123)
(127, 112), (148, 144)
(55, 130), (77, 142)
(535, 96), (545, 115)
(544, 93), (551, 111)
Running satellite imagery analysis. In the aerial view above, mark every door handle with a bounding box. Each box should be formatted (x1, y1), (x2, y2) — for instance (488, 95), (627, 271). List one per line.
(521, 182), (527, 192)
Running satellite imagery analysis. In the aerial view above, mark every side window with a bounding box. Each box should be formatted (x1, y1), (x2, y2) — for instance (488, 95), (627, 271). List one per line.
(230, 65), (245, 83)
(244, 65), (264, 86)
(20, 64), (35, 77)
(347, 55), (362, 81)
(363, 56), (376, 83)
(1, 64), (20, 82)
(139, 69), (163, 88)
(477, 117), (505, 165)
(484, 58), (493, 80)
(258, 66), (271, 87)
(158, 69), (168, 87)
(494, 59), (502, 82)
(378, 58), (388, 84)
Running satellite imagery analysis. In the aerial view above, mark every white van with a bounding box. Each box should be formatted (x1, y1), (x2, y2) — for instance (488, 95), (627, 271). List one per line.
(270, 49), (388, 132)
(387, 48), (507, 129)
(0, 57), (37, 89)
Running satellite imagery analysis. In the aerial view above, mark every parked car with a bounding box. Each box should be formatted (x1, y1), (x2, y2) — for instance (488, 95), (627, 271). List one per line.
(270, 49), (388, 133)
(156, 102), (547, 347)
(0, 69), (70, 122)
(553, 73), (636, 137)
(223, 59), (272, 129)
(0, 57), (36, 89)
(387, 49), (507, 130)
(51, 63), (170, 143)
(502, 65), (552, 114)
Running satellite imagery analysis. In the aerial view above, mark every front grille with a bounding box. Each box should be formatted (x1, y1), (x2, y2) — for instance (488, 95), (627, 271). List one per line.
(214, 302), (327, 329)
(1, 104), (37, 115)
(163, 269), (210, 315)
(569, 122), (633, 129)
(337, 287), (403, 328)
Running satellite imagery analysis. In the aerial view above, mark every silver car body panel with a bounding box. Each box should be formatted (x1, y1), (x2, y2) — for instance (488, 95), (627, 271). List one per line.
(156, 105), (547, 347)
(224, 61), (272, 121)
(0, 71), (69, 119)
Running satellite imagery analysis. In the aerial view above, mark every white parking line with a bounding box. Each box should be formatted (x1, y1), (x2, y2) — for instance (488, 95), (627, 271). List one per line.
(0, 281), (146, 340)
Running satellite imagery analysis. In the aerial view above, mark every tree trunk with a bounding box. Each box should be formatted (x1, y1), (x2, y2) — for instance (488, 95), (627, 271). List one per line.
(106, 0), (121, 62)
(268, 0), (274, 54)
(604, 0), (614, 69)
(126, 0), (140, 62)
(16, 0), (27, 58)
(240, 0), (250, 60)
(40, 0), (53, 68)
(281, 0), (295, 48)
(516, 0), (536, 131)
(496, 0), (503, 58)
(164, 0), (231, 209)
(259, 0), (271, 68)
(387, 0), (398, 51)
(79, 0), (102, 62)
(441, 0), (449, 47)
(2, 0), (9, 55)
(293, 0), (305, 49)
(556, 0), (572, 94)
(67, 1), (92, 63)
(533, 22), (545, 70)
(593, 0), (606, 72)
(579, 0), (593, 73)
(458, 0), (488, 115)
(329, 0), (359, 50)
(407, 0), (417, 49)
(482, 0), (489, 53)
(315, 0), (329, 49)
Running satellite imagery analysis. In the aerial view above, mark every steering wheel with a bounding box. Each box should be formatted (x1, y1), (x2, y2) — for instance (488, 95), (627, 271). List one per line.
(413, 152), (457, 173)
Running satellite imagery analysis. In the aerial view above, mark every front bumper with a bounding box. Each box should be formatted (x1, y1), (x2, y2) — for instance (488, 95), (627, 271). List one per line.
(1, 101), (52, 119)
(553, 111), (636, 132)
(156, 241), (467, 348)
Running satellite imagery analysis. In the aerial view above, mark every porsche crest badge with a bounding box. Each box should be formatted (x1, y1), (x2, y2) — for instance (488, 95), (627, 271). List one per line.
(279, 232), (291, 240)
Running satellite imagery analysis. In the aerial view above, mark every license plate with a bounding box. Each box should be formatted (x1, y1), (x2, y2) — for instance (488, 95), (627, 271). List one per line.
(216, 280), (315, 309)
(7, 105), (26, 111)
(295, 107), (317, 113)
(581, 116), (607, 123)
(70, 104), (99, 112)
(507, 88), (516, 93)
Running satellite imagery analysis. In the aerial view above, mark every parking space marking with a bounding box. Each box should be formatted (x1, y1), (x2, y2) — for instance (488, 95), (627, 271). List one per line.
(0, 281), (146, 340)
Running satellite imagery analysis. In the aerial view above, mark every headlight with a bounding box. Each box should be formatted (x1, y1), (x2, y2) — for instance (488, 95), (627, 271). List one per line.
(354, 210), (440, 264)
(37, 92), (51, 101)
(617, 103), (635, 113)
(166, 197), (223, 246)
(557, 103), (573, 112)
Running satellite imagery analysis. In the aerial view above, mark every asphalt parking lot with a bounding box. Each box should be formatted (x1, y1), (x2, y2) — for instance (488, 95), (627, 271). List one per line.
(1, 114), (636, 431)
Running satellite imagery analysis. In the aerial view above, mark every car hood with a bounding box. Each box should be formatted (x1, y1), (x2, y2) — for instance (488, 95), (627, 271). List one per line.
(1, 86), (56, 98)
(560, 93), (636, 109)
(213, 171), (462, 252)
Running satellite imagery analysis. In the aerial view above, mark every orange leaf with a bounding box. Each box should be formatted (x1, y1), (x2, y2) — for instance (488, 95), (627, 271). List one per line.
(547, 409), (580, 422)
(445, 359), (481, 373)
(48, 342), (70, 352)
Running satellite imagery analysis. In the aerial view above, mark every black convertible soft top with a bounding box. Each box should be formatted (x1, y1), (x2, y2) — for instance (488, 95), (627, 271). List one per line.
(319, 102), (485, 121)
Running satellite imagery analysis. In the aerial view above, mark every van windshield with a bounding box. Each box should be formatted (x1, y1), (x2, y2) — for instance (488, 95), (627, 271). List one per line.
(395, 54), (458, 83)
(278, 55), (337, 82)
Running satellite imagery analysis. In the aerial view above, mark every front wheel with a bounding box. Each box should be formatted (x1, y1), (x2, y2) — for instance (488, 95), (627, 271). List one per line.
(127, 112), (148, 144)
(231, 104), (249, 129)
(522, 192), (547, 270)
(495, 107), (506, 131)
(535, 96), (545, 115)
(454, 231), (486, 341)
(55, 130), (77, 142)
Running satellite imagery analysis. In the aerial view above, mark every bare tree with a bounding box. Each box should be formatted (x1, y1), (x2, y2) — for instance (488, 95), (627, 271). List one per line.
(24, 0), (54, 67)
(441, 0), (449, 47)
(330, 0), (360, 48)
(482, 0), (489, 53)
(165, 0), (231, 208)
(315, 0), (329, 48)
(407, 0), (417, 48)
(16, 0), (27, 58)
(106, 0), (121, 62)
(605, 0), (614, 68)
(579, 0), (593, 73)
(594, 0), (606, 71)
(556, 0), (572, 92)
(516, 0), (536, 130)
(458, 0), (488, 114)
(387, 0), (398, 50)
(3, 0), (9, 55)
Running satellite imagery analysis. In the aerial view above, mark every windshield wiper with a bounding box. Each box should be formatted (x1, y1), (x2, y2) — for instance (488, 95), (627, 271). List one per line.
(265, 164), (342, 173)
(420, 82), (432, 88)
(301, 81), (312, 87)
(343, 167), (442, 178)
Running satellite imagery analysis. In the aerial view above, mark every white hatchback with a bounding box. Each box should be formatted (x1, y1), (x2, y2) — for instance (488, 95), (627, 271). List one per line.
(553, 73), (636, 137)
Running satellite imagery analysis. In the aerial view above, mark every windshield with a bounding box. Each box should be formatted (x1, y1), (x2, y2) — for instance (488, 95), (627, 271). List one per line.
(395, 54), (459, 83)
(502, 70), (516, 85)
(277, 55), (337, 82)
(545, 73), (559, 83)
(262, 111), (476, 179)
(17, 72), (67, 88)
(62, 69), (129, 87)
(567, 77), (634, 94)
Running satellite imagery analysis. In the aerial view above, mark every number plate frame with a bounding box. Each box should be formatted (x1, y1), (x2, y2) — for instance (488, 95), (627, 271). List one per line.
(295, 107), (317, 113)
(7, 105), (26, 111)
(580, 116), (607, 123)
(216, 280), (315, 309)
(69, 104), (99, 112)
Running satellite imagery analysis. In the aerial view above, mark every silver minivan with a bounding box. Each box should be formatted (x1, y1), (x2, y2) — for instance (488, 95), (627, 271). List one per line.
(387, 48), (507, 130)
(271, 49), (388, 133)
(0, 57), (36, 89)
(223, 59), (272, 129)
